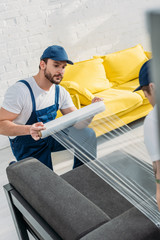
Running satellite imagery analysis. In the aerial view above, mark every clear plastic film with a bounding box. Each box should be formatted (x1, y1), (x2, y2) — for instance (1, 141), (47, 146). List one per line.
(41, 102), (160, 228)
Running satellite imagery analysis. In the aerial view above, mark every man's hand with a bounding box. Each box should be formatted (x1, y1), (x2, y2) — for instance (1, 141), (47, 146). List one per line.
(92, 97), (103, 103)
(30, 122), (46, 141)
(156, 184), (160, 211)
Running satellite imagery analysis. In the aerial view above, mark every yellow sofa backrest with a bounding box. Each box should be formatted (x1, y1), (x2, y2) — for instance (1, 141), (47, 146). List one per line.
(61, 44), (151, 106)
(94, 44), (149, 85)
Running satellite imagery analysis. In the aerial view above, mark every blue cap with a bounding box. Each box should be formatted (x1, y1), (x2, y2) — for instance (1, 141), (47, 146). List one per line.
(134, 60), (152, 91)
(40, 45), (73, 65)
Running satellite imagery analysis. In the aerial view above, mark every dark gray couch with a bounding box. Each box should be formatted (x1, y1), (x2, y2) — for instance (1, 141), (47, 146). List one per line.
(4, 158), (160, 240)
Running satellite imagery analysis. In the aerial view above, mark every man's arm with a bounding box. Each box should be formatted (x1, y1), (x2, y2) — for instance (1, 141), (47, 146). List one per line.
(60, 97), (103, 129)
(60, 105), (77, 115)
(0, 107), (30, 136)
(0, 107), (45, 140)
(153, 160), (160, 210)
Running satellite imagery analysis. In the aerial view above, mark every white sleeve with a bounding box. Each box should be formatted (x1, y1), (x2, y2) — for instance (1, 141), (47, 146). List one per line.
(144, 113), (160, 162)
(2, 84), (25, 114)
(59, 86), (74, 109)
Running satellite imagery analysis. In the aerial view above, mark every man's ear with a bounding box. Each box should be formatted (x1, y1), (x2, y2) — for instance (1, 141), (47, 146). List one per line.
(149, 82), (155, 91)
(39, 60), (46, 70)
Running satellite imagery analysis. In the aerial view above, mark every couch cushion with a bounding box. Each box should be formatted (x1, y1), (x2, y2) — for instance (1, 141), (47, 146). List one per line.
(92, 88), (143, 119)
(95, 44), (148, 85)
(6, 159), (110, 240)
(90, 103), (152, 137)
(60, 81), (94, 105)
(80, 207), (160, 240)
(62, 58), (110, 94)
(62, 165), (133, 219)
(114, 78), (149, 105)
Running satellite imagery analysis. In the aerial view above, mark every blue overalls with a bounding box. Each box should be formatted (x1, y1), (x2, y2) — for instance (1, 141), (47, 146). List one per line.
(9, 80), (97, 170)
(9, 80), (64, 170)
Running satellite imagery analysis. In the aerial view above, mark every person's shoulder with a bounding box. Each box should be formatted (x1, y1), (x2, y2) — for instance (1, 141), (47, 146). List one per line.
(144, 106), (157, 129)
(59, 85), (69, 94)
(17, 77), (34, 89)
(8, 78), (34, 97)
(59, 85), (65, 90)
(6, 80), (24, 93)
(147, 106), (157, 121)
(59, 85), (71, 100)
(25, 76), (35, 85)
(2, 80), (29, 108)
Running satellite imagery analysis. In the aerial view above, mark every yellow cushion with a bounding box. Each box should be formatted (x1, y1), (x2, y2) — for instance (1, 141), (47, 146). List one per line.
(92, 88), (143, 119)
(95, 44), (148, 84)
(56, 93), (81, 118)
(114, 78), (149, 105)
(61, 81), (94, 105)
(90, 103), (152, 137)
(62, 58), (110, 94)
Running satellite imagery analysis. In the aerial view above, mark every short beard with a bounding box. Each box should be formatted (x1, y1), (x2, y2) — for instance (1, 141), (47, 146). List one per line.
(44, 69), (63, 85)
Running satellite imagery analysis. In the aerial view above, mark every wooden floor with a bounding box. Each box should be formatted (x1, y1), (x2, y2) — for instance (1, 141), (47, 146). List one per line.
(0, 118), (150, 240)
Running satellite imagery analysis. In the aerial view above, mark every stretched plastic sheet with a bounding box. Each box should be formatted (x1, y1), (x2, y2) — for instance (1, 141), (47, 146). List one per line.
(41, 102), (160, 227)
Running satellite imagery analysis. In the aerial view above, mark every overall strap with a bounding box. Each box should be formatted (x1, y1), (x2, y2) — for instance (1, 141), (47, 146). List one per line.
(55, 85), (59, 111)
(19, 80), (36, 111)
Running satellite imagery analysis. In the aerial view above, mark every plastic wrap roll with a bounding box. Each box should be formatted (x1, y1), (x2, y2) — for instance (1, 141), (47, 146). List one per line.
(41, 101), (105, 139)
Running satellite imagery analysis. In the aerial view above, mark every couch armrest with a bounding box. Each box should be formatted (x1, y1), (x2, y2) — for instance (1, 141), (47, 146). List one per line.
(80, 207), (160, 240)
(6, 159), (110, 240)
(61, 81), (94, 105)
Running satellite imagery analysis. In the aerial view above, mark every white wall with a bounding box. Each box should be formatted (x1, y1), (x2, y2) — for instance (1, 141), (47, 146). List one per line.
(0, 0), (160, 149)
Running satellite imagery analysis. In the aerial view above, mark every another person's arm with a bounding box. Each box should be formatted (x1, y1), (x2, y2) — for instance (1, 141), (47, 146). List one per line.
(144, 111), (160, 210)
(153, 160), (160, 210)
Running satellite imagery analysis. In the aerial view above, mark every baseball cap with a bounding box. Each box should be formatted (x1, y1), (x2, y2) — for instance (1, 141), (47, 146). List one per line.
(134, 60), (152, 91)
(40, 45), (73, 65)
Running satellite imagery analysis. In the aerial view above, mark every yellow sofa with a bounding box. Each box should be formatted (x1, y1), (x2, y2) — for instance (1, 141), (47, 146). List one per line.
(58, 44), (152, 136)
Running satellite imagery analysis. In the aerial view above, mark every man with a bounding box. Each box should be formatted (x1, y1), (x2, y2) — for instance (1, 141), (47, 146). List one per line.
(0, 45), (101, 170)
(134, 59), (160, 210)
